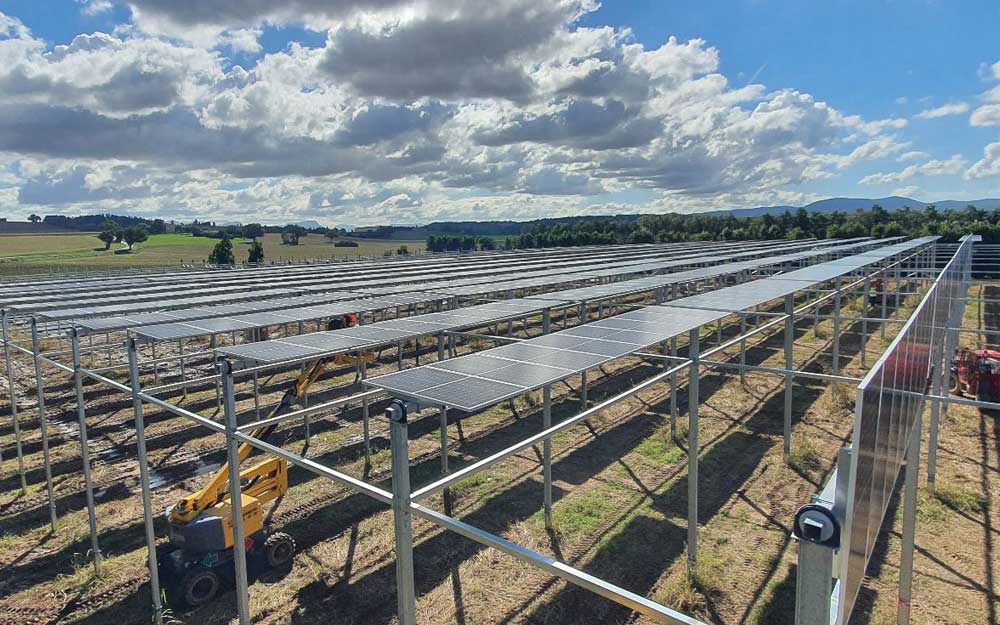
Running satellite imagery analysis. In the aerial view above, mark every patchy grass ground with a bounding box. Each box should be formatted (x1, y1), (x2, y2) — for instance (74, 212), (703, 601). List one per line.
(0, 277), (996, 625)
(0, 233), (424, 276)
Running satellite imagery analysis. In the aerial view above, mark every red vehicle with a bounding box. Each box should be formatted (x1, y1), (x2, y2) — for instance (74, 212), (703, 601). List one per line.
(950, 348), (1000, 401)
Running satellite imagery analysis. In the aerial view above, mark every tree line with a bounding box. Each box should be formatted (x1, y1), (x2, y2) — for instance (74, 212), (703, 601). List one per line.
(428, 205), (1000, 251)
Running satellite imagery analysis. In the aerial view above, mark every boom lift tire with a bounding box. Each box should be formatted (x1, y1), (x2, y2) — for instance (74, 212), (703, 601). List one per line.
(179, 567), (221, 609)
(264, 532), (295, 568)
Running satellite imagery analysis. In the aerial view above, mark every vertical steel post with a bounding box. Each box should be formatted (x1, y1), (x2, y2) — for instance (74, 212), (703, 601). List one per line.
(670, 336), (678, 439)
(70, 330), (101, 572)
(832, 277), (842, 374)
(784, 294), (795, 459)
(178, 339), (188, 402)
(30, 318), (57, 531)
(543, 385), (552, 528)
(388, 403), (417, 625)
(861, 274), (870, 367)
(440, 406), (449, 474)
(580, 369), (588, 409)
(361, 359), (371, 472)
(1, 309), (27, 493)
(126, 339), (163, 625)
(881, 265), (889, 339)
(542, 308), (551, 334)
(739, 313), (747, 386)
(687, 327), (700, 565)
(897, 414), (922, 625)
(794, 541), (834, 625)
(220, 360), (251, 625)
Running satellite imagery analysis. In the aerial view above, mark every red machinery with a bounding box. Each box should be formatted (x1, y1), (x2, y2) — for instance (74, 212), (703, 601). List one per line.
(950, 347), (1000, 401)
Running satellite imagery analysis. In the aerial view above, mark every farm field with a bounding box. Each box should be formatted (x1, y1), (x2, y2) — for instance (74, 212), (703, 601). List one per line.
(0, 233), (424, 276)
(0, 278), (994, 625)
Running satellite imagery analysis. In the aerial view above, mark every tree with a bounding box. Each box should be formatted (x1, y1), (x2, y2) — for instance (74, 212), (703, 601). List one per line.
(247, 241), (264, 264)
(242, 223), (264, 241)
(325, 229), (337, 244)
(97, 219), (121, 250)
(122, 225), (148, 251)
(397, 245), (409, 255)
(28, 214), (41, 224)
(208, 236), (235, 265)
(283, 224), (307, 245)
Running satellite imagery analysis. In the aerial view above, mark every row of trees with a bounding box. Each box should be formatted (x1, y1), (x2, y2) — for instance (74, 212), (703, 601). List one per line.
(425, 235), (499, 252)
(208, 236), (264, 265)
(453, 204), (1000, 251)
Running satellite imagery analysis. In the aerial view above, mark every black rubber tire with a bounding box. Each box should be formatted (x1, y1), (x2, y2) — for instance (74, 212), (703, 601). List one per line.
(264, 532), (295, 568)
(179, 567), (220, 609)
(949, 372), (960, 394)
(977, 379), (993, 403)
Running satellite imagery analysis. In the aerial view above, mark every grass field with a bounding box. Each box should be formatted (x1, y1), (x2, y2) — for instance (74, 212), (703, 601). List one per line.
(0, 232), (424, 276)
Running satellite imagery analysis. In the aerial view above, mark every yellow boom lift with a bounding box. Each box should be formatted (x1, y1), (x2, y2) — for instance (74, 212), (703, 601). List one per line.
(158, 315), (372, 608)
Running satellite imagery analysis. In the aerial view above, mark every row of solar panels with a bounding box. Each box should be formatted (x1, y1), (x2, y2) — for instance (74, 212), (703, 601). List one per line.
(130, 239), (854, 344)
(25, 241), (760, 320)
(365, 238), (936, 412)
(0, 241), (673, 297)
(214, 238), (890, 378)
(5, 242), (705, 310)
(66, 239), (817, 333)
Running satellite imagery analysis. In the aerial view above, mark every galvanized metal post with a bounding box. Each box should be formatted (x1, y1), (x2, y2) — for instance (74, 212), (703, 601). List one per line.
(361, 359), (371, 472)
(126, 338), (163, 625)
(440, 406), (449, 474)
(832, 277), (842, 374)
(1, 309), (27, 493)
(30, 318), (57, 531)
(220, 360), (251, 625)
(794, 541), (834, 625)
(784, 294), (795, 459)
(542, 308), (551, 334)
(739, 313), (747, 386)
(881, 265), (889, 339)
(388, 402), (417, 625)
(670, 336), (678, 439)
(70, 329), (101, 572)
(861, 274), (870, 367)
(897, 414), (922, 625)
(580, 369), (588, 409)
(543, 385), (552, 528)
(687, 327), (700, 565)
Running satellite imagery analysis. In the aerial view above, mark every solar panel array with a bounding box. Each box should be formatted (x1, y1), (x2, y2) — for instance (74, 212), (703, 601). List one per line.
(366, 237), (934, 412)
(216, 297), (571, 364)
(370, 306), (726, 411)
(22, 241), (775, 321)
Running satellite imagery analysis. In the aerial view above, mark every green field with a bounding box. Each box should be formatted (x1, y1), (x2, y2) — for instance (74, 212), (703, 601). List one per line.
(0, 232), (424, 276)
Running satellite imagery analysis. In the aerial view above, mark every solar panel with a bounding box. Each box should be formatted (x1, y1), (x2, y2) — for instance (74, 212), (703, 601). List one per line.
(477, 362), (573, 388)
(368, 367), (464, 394)
(430, 354), (514, 375)
(416, 377), (525, 410)
(217, 341), (327, 363)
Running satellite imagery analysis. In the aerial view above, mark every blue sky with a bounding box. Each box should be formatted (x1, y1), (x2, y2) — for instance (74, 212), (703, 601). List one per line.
(0, 0), (998, 225)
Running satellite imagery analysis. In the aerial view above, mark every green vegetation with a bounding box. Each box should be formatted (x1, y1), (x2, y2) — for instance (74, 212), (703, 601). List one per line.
(248, 240), (264, 263)
(0, 232), (424, 276)
(208, 236), (236, 265)
(431, 204), (1000, 251)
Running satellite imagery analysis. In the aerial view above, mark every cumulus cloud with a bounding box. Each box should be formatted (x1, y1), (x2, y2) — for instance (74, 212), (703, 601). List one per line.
(859, 155), (966, 185)
(897, 150), (929, 162)
(970, 104), (1000, 127)
(0, 6), (947, 223)
(965, 142), (1000, 180)
(914, 102), (969, 119)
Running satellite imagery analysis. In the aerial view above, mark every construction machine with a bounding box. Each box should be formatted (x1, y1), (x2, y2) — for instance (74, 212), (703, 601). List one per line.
(157, 314), (372, 608)
(950, 347), (1000, 402)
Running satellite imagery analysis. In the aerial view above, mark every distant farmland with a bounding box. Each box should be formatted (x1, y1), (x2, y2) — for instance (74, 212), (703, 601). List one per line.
(0, 232), (425, 276)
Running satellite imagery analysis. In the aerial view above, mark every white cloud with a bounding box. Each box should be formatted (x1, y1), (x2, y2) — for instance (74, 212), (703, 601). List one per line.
(898, 150), (929, 162)
(0, 6), (947, 223)
(892, 185), (922, 197)
(970, 104), (1000, 127)
(965, 142), (1000, 180)
(859, 155), (966, 185)
(78, 1), (113, 16)
(914, 102), (968, 119)
(216, 28), (262, 55)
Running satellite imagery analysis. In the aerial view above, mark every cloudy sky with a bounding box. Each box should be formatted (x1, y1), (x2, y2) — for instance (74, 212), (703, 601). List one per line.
(1, 1), (999, 227)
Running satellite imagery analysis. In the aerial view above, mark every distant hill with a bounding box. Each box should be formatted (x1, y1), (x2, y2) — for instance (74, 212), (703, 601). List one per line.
(718, 196), (1000, 217)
